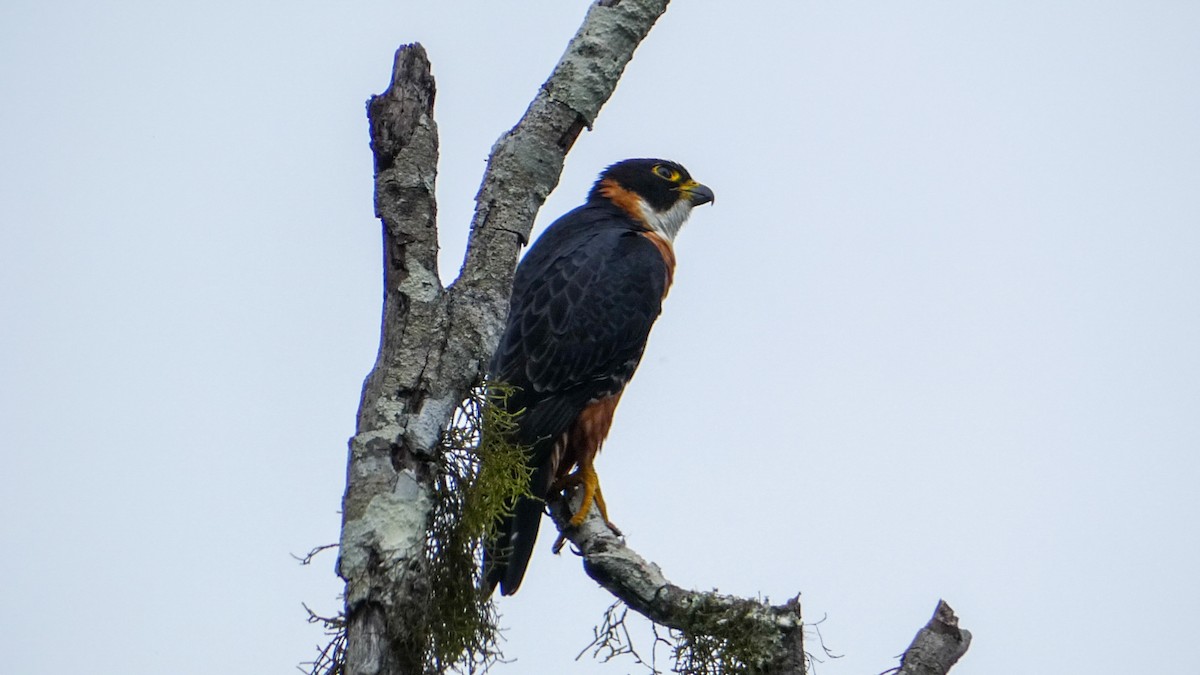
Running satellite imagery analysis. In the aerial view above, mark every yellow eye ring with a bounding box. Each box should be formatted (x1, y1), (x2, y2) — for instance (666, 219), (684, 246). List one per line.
(653, 164), (680, 182)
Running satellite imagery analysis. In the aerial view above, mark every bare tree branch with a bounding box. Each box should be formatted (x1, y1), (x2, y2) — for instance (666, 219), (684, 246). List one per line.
(550, 494), (970, 675)
(340, 44), (442, 675)
(894, 601), (971, 675)
(549, 493), (806, 674)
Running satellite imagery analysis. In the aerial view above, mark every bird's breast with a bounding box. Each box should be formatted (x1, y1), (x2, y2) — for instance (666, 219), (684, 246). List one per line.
(639, 230), (676, 295)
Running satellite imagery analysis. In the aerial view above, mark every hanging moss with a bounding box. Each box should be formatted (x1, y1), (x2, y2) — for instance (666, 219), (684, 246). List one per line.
(422, 383), (532, 673)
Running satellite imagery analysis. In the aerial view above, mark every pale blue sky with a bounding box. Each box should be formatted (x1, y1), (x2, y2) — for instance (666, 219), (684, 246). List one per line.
(2, 2), (1198, 673)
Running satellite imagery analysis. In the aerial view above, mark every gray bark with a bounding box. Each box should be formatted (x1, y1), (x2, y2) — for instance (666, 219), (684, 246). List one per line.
(336, 1), (972, 673)
(895, 601), (972, 675)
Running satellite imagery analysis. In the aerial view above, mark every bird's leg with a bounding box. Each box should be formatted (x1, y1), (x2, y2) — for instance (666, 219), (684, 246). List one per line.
(591, 482), (623, 536)
(550, 463), (623, 554)
(550, 458), (621, 533)
(568, 461), (601, 527)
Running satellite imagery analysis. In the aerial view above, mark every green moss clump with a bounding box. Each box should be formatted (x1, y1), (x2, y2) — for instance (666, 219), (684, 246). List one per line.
(669, 595), (783, 675)
(582, 596), (787, 675)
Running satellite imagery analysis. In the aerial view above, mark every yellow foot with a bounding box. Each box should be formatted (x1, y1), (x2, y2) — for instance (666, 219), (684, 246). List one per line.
(550, 462), (623, 535)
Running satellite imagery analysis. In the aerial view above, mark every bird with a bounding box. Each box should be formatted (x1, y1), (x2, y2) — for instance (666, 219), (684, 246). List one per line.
(483, 158), (714, 596)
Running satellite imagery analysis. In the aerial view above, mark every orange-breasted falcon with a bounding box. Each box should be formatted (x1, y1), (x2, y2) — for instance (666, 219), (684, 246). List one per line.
(484, 158), (714, 596)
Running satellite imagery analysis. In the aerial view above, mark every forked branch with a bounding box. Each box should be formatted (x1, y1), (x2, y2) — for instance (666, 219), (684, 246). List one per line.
(340, 2), (675, 673)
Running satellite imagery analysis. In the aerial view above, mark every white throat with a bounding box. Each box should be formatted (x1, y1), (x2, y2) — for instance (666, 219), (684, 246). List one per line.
(638, 199), (694, 242)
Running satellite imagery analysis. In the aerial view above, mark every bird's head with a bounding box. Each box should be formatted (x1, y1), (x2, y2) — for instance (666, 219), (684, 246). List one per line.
(588, 158), (714, 241)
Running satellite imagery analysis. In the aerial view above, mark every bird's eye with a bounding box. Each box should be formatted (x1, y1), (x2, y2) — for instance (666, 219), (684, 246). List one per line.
(653, 165), (680, 182)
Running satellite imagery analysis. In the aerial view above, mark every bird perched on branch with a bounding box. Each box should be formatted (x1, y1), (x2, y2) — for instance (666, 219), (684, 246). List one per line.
(484, 158), (714, 596)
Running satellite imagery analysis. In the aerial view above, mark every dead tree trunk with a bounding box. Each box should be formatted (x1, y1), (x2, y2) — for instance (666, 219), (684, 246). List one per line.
(337, 2), (677, 672)
(334, 2), (972, 673)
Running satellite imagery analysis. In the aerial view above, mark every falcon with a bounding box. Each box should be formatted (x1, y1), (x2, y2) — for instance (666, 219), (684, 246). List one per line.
(484, 158), (714, 596)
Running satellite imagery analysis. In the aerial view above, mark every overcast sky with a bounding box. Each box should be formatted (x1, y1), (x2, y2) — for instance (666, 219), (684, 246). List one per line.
(2, 1), (1198, 674)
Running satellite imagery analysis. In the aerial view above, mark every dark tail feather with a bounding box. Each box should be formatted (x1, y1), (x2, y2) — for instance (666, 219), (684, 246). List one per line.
(484, 494), (545, 596)
(482, 406), (573, 596)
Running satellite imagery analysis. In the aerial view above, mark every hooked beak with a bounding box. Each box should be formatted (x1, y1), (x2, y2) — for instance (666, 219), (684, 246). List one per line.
(680, 181), (715, 207)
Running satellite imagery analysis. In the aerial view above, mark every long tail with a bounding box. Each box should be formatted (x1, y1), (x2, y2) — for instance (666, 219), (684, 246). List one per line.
(481, 397), (577, 596)
(483, 488), (546, 596)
